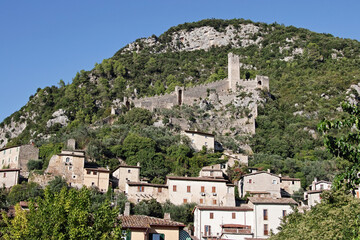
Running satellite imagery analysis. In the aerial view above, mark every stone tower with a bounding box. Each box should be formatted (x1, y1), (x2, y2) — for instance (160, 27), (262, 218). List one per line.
(228, 53), (240, 92)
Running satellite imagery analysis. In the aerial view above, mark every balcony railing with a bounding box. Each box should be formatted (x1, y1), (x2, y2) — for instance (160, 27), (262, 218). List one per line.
(222, 228), (251, 234)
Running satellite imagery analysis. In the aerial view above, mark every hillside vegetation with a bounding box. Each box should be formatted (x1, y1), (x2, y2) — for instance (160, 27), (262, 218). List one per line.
(2, 18), (360, 186)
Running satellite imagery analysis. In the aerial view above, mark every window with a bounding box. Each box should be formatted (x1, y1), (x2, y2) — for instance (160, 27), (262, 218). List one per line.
(69, 166), (72, 171)
(292, 180), (294, 184)
(126, 178), (129, 181)
(264, 224), (269, 235)
(213, 199), (217, 205)
(87, 170), (91, 174)
(249, 179), (252, 184)
(93, 171), (97, 175)
(72, 175), (76, 179)
(183, 199), (187, 203)
(149, 233), (165, 240)
(173, 185), (177, 192)
(320, 184), (324, 190)
(158, 187), (162, 193)
(232, 212), (236, 219)
(263, 209), (268, 220)
(201, 186), (205, 193)
(92, 182), (95, 186)
(212, 186), (216, 193)
(66, 157), (70, 163)
(138, 186), (144, 192)
(200, 199), (203, 204)
(187, 186), (191, 193)
(204, 225), (211, 236)
(209, 213), (214, 219)
(272, 179), (277, 184)
(128, 169), (131, 173)
(3, 173), (6, 178)
(282, 210), (287, 217)
(205, 142), (207, 146)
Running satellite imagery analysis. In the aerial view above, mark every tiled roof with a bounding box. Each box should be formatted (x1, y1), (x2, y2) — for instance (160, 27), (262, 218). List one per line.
(84, 167), (110, 173)
(127, 182), (168, 188)
(247, 191), (270, 194)
(281, 176), (301, 181)
(306, 189), (326, 194)
(166, 176), (228, 182)
(248, 197), (297, 205)
(120, 215), (185, 229)
(221, 224), (251, 228)
(195, 205), (253, 211)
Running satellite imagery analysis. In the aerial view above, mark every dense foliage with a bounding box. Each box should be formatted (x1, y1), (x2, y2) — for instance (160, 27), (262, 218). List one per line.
(0, 187), (122, 239)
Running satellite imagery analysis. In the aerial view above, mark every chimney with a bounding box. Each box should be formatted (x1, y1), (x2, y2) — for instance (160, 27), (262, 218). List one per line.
(124, 202), (130, 216)
(278, 174), (282, 177)
(137, 162), (140, 167)
(267, 169), (271, 173)
(164, 213), (171, 221)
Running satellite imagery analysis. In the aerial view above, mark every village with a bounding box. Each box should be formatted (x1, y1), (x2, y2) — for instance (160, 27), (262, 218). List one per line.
(0, 133), (336, 240)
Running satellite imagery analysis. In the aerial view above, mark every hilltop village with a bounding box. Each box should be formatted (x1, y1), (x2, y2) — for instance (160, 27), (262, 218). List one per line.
(0, 53), (342, 240)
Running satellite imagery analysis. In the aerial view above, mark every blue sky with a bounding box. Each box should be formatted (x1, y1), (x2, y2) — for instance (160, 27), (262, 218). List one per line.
(0, 0), (359, 122)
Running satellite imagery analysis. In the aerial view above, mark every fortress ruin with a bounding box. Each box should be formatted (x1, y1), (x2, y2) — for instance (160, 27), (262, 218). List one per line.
(121, 53), (269, 111)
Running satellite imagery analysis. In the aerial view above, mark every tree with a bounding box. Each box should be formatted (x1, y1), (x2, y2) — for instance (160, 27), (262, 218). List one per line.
(47, 176), (68, 192)
(7, 182), (44, 205)
(1, 187), (122, 239)
(318, 102), (360, 193)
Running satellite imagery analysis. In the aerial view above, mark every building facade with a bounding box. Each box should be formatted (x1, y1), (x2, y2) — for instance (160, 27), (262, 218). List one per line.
(280, 176), (301, 195)
(166, 176), (235, 206)
(182, 130), (215, 152)
(111, 164), (141, 192)
(304, 179), (332, 207)
(125, 182), (169, 203)
(83, 167), (110, 192)
(0, 169), (19, 188)
(0, 144), (39, 176)
(240, 171), (281, 198)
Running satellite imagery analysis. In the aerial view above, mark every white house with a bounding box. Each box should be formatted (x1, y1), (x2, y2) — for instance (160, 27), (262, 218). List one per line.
(166, 176), (235, 206)
(193, 205), (254, 240)
(304, 178), (332, 207)
(0, 169), (20, 188)
(247, 197), (297, 238)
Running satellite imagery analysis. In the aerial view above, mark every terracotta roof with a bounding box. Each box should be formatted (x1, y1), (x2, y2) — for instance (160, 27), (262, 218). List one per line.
(306, 189), (326, 194)
(184, 130), (214, 137)
(314, 180), (332, 185)
(247, 191), (270, 194)
(166, 176), (228, 182)
(243, 171), (280, 178)
(0, 168), (20, 172)
(0, 145), (21, 152)
(120, 215), (185, 229)
(281, 176), (301, 181)
(127, 182), (168, 188)
(248, 197), (297, 205)
(195, 205), (253, 211)
(221, 224), (251, 229)
(112, 164), (141, 172)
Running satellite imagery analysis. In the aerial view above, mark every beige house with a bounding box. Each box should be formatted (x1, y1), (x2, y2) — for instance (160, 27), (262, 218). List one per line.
(83, 167), (110, 193)
(166, 176), (235, 206)
(280, 176), (301, 195)
(199, 164), (226, 178)
(125, 181), (168, 203)
(111, 164), (141, 192)
(240, 171), (281, 198)
(0, 169), (19, 188)
(304, 179), (332, 207)
(183, 130), (214, 152)
(0, 144), (39, 177)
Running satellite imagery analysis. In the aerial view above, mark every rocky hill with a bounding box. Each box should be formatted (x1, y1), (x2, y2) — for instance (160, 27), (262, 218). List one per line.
(2, 18), (360, 186)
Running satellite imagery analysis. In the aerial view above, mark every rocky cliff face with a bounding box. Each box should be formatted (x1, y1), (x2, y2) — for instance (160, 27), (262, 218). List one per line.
(123, 24), (264, 53)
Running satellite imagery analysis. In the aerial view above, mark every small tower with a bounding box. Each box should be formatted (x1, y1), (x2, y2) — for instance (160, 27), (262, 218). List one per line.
(228, 53), (240, 92)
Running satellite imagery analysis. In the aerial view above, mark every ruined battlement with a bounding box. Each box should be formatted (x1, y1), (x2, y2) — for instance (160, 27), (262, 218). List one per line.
(121, 53), (269, 112)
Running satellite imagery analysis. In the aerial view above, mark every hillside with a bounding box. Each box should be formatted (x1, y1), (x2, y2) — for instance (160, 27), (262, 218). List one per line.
(2, 18), (360, 186)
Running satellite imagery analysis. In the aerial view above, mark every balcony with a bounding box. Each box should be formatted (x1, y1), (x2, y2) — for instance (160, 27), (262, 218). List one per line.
(221, 224), (252, 235)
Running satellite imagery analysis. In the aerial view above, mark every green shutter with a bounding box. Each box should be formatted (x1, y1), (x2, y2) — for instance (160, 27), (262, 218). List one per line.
(160, 233), (165, 240)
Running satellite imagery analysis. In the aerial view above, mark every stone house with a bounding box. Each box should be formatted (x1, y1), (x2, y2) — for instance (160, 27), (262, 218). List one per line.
(0, 144), (39, 177)
(182, 130), (215, 152)
(193, 205), (254, 240)
(125, 181), (169, 203)
(0, 169), (19, 188)
(199, 164), (226, 178)
(279, 176), (301, 196)
(166, 176), (235, 206)
(120, 203), (188, 240)
(247, 197), (297, 238)
(111, 163), (141, 192)
(83, 167), (110, 193)
(240, 171), (281, 198)
(304, 178), (332, 207)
